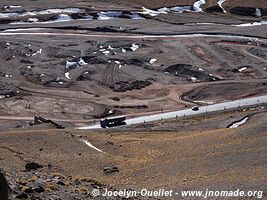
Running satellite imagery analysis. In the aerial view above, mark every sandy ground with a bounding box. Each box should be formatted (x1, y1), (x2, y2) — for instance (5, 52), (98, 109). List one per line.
(0, 110), (266, 197)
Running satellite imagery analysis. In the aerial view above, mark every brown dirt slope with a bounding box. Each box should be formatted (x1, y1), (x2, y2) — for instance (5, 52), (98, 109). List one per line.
(0, 120), (266, 193)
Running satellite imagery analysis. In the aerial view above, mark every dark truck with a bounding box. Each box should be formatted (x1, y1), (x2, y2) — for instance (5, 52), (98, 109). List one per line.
(100, 116), (126, 128)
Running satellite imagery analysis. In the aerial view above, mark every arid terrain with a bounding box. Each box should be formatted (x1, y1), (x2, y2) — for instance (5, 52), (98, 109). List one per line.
(0, 0), (267, 199)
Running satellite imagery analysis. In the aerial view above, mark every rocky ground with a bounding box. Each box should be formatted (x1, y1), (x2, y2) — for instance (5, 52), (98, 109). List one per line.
(0, 0), (267, 199)
(0, 110), (266, 199)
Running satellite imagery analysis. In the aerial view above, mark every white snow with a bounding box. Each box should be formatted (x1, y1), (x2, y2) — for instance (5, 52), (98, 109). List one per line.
(233, 21), (267, 27)
(3, 28), (44, 32)
(108, 45), (114, 50)
(31, 48), (42, 56)
(37, 8), (82, 15)
(130, 44), (139, 51)
(80, 139), (104, 153)
(229, 117), (248, 128)
(169, 6), (193, 13)
(58, 82), (64, 85)
(55, 14), (72, 22)
(238, 67), (247, 72)
(255, 8), (262, 17)
(191, 77), (198, 82)
(195, 22), (216, 25)
(4, 74), (12, 78)
(98, 11), (121, 20)
(140, 7), (168, 16)
(28, 18), (39, 22)
(129, 13), (144, 19)
(0, 8), (82, 19)
(9, 5), (22, 8)
(115, 61), (120, 64)
(78, 58), (87, 65)
(149, 58), (157, 64)
(193, 0), (206, 12)
(217, 0), (227, 13)
(66, 60), (77, 69)
(65, 72), (70, 79)
(102, 50), (110, 55)
(0, 95), (7, 99)
(66, 58), (87, 69)
(0, 12), (19, 18)
(122, 48), (126, 53)
(10, 14), (75, 25)
(158, 7), (171, 12)
(199, 68), (204, 71)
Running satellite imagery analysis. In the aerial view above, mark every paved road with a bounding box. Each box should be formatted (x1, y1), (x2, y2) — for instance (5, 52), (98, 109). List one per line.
(1, 31), (267, 43)
(78, 95), (267, 129)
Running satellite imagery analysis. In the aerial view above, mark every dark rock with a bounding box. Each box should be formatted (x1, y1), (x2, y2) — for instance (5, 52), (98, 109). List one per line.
(165, 64), (220, 82)
(230, 7), (257, 16)
(15, 192), (28, 199)
(122, 58), (147, 67)
(33, 185), (45, 193)
(31, 116), (65, 129)
(25, 162), (43, 171)
(103, 166), (119, 174)
(0, 82), (19, 97)
(0, 171), (9, 200)
(205, 5), (224, 13)
(111, 79), (152, 92)
(56, 180), (66, 186)
(111, 97), (120, 101)
(22, 187), (34, 194)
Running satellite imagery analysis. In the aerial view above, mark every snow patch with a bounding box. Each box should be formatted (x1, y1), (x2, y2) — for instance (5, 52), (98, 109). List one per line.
(102, 50), (110, 55)
(229, 117), (248, 128)
(169, 6), (193, 13)
(255, 8), (262, 17)
(193, 0), (206, 12)
(98, 11), (121, 20)
(0, 95), (10, 99)
(140, 7), (168, 16)
(191, 77), (198, 82)
(4, 74), (12, 78)
(31, 48), (42, 56)
(108, 45), (114, 50)
(80, 139), (104, 153)
(65, 72), (70, 79)
(66, 60), (77, 69)
(149, 58), (157, 64)
(217, 0), (227, 13)
(238, 67), (247, 72)
(78, 58), (87, 66)
(0, 8), (82, 19)
(130, 44), (139, 51)
(233, 21), (267, 27)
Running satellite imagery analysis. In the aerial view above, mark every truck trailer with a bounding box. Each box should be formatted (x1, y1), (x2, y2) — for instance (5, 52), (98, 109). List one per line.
(100, 116), (126, 128)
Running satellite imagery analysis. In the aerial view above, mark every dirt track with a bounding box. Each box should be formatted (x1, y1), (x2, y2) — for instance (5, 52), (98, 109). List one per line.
(1, 30), (267, 130)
